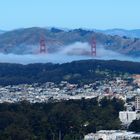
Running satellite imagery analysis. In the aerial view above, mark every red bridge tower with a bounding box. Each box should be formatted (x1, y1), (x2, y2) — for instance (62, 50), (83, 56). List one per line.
(40, 38), (47, 53)
(91, 37), (96, 56)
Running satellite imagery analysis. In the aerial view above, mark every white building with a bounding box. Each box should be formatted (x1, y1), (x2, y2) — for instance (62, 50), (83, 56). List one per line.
(84, 130), (140, 140)
(119, 111), (136, 125)
(135, 95), (140, 111)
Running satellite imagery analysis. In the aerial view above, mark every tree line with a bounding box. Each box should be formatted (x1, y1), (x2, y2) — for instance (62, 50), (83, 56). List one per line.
(0, 97), (125, 140)
(0, 59), (140, 85)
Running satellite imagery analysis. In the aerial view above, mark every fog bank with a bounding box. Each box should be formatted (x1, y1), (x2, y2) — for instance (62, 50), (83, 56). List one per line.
(0, 42), (140, 64)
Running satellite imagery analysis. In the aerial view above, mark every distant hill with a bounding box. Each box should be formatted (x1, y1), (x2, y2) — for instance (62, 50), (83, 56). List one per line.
(96, 28), (140, 38)
(0, 27), (140, 56)
(0, 30), (6, 34)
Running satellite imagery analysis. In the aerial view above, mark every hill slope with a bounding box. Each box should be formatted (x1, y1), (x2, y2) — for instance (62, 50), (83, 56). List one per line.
(96, 28), (140, 38)
(0, 59), (139, 85)
(0, 27), (140, 56)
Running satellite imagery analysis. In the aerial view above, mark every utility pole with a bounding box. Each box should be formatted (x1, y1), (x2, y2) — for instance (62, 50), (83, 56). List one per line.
(59, 130), (61, 140)
(52, 133), (55, 140)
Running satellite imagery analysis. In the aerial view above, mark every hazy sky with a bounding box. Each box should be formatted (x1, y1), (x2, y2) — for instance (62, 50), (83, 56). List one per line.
(0, 0), (140, 30)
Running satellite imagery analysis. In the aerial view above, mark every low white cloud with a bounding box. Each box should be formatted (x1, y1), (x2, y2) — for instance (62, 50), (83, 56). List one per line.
(0, 42), (139, 64)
